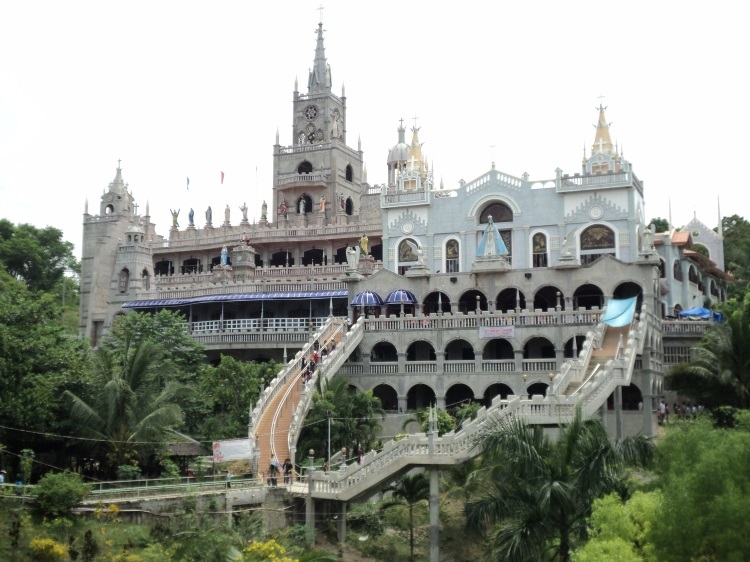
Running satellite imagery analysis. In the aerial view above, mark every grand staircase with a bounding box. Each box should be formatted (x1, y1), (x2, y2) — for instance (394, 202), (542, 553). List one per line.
(249, 317), (364, 475)
(288, 304), (650, 502)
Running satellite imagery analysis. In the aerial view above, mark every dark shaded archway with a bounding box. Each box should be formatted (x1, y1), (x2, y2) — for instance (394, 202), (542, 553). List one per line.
(303, 248), (324, 266)
(370, 342), (398, 362)
(407, 384), (436, 411)
(372, 384), (398, 411)
(528, 382), (549, 398)
(613, 282), (644, 311)
(482, 339), (514, 360)
(270, 250), (294, 267)
(458, 290), (487, 314)
(406, 340), (436, 361)
(533, 286), (564, 311)
(496, 288), (526, 312)
(523, 337), (555, 359)
(564, 335), (587, 358)
(445, 383), (474, 411)
(423, 291), (452, 315)
(573, 283), (604, 309)
(607, 383), (644, 411)
(484, 383), (513, 406)
(445, 339), (475, 361)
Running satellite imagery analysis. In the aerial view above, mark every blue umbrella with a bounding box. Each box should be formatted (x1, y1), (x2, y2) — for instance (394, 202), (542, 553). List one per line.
(385, 289), (417, 304)
(352, 291), (384, 306)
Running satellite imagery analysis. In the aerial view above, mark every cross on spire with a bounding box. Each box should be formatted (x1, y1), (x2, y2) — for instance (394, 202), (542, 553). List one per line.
(117, 158), (121, 169)
(412, 116), (419, 129)
(597, 94), (606, 109)
(317, 3), (324, 23)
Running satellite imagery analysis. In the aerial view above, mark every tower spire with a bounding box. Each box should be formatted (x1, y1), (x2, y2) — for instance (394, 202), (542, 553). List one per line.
(307, 22), (331, 94)
(592, 102), (614, 156)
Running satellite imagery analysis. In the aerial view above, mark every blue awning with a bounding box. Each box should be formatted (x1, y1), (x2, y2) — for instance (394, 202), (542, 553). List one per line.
(123, 290), (348, 309)
(385, 289), (418, 304)
(351, 291), (384, 306)
(601, 297), (637, 327)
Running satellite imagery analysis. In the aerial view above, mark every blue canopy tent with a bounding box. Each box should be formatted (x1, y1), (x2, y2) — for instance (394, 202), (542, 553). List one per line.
(351, 291), (385, 306)
(677, 307), (724, 322)
(385, 289), (418, 304)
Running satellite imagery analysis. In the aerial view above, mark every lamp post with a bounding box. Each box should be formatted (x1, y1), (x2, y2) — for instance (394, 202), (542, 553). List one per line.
(326, 410), (332, 470)
(476, 294), (481, 313)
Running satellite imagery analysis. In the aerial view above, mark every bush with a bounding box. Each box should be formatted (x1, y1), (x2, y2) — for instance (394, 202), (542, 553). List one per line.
(34, 472), (92, 517)
(29, 537), (68, 561)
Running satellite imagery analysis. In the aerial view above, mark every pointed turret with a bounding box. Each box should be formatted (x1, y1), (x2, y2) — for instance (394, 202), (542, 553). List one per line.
(582, 103), (624, 174)
(307, 23), (331, 94)
(109, 162), (126, 193)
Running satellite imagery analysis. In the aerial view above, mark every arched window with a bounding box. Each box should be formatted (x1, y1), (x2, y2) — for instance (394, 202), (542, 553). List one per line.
(398, 238), (419, 275)
(532, 232), (548, 268)
(479, 202), (513, 223)
(580, 225), (615, 265)
(297, 161), (313, 174)
(141, 269), (150, 290)
(445, 239), (460, 273)
(118, 268), (130, 293)
(345, 164), (353, 182)
(673, 260), (683, 281)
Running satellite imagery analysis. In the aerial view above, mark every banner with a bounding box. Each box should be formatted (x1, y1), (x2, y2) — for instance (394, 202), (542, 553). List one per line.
(479, 325), (515, 339)
(212, 438), (253, 462)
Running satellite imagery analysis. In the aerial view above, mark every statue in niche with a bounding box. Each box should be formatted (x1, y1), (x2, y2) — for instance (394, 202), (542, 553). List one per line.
(641, 226), (654, 253)
(221, 246), (228, 266)
(205, 206), (212, 224)
(319, 195), (326, 212)
(279, 200), (287, 216)
(360, 234), (369, 255)
(261, 200), (267, 220)
(346, 245), (360, 270)
(299, 199), (306, 214)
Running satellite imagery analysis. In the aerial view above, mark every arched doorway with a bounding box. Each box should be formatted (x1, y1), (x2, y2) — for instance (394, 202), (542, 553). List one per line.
(445, 339), (475, 361)
(372, 384), (398, 411)
(484, 383), (513, 406)
(533, 286), (564, 311)
(407, 384), (436, 411)
(423, 291), (452, 315)
(573, 283), (604, 309)
(496, 288), (526, 312)
(445, 383), (474, 412)
(458, 290), (487, 314)
(613, 282), (643, 311)
(527, 381), (549, 398)
(482, 339), (514, 360)
(370, 342), (398, 362)
(406, 340), (436, 361)
(564, 335), (587, 358)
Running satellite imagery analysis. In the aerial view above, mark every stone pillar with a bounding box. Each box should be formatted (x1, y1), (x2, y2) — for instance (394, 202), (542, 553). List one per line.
(429, 467), (440, 562)
(397, 396), (407, 413)
(614, 385), (623, 439)
(435, 396), (446, 409)
(337, 501), (347, 543)
(641, 375), (654, 437)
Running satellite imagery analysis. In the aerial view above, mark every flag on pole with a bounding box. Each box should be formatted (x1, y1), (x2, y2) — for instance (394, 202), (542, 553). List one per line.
(187, 177), (190, 190)
(221, 171), (225, 185)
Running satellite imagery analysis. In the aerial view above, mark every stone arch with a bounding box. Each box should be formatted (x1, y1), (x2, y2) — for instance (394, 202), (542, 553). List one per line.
(673, 259), (683, 281)
(372, 384), (398, 411)
(370, 341), (398, 362)
(270, 250), (294, 267)
(523, 336), (555, 359)
(573, 283), (604, 309)
(496, 287), (526, 312)
(302, 248), (324, 266)
(296, 194), (313, 215)
(482, 339), (514, 360)
(533, 285), (564, 311)
(445, 383), (475, 411)
(345, 164), (353, 182)
(154, 260), (173, 276)
(444, 238), (460, 273)
(407, 383), (436, 411)
(607, 383), (644, 411)
(613, 281), (644, 311)
(345, 197), (353, 215)
(406, 340), (436, 361)
(445, 338), (475, 360)
(527, 381), (549, 398)
(423, 291), (452, 315)
(118, 268), (130, 293)
(564, 334), (587, 358)
(141, 269), (150, 290)
(297, 160), (313, 174)
(458, 289), (488, 313)
(483, 383), (513, 406)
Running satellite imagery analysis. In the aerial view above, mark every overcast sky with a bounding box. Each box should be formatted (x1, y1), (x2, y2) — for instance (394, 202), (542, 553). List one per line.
(1, 1), (747, 258)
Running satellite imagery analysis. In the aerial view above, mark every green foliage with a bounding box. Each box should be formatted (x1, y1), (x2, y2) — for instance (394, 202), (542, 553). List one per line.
(572, 491), (661, 562)
(722, 214), (750, 298)
(647, 217), (670, 233)
(297, 377), (384, 463)
(0, 281), (91, 445)
(381, 473), (430, 561)
(402, 407), (456, 436)
(466, 408), (654, 562)
(117, 463), (142, 481)
(347, 501), (386, 537)
(64, 336), (187, 474)
(668, 298), (750, 408)
(33, 472), (92, 517)
(650, 416), (750, 561)
(454, 402), (481, 426)
(0, 219), (77, 293)
(197, 355), (276, 439)
(28, 537), (68, 562)
(19, 449), (34, 486)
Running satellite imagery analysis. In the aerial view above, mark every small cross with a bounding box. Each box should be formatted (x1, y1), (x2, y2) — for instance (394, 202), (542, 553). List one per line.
(412, 116), (419, 129)
(597, 94), (605, 109)
(399, 117), (404, 129)
(117, 158), (121, 168)
(134, 203), (139, 215)
(317, 3), (324, 23)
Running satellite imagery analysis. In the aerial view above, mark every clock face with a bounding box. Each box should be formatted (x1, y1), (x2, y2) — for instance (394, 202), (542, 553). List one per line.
(304, 105), (318, 120)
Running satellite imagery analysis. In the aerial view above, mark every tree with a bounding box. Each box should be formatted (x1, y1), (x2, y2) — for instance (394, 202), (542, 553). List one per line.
(64, 336), (186, 474)
(668, 298), (750, 408)
(298, 377), (384, 463)
(381, 472), (430, 561)
(197, 355), (277, 439)
(33, 472), (92, 517)
(0, 219), (77, 293)
(571, 491), (661, 562)
(647, 217), (670, 233)
(0, 281), (91, 458)
(402, 407), (456, 436)
(722, 214), (750, 298)
(649, 413), (750, 561)
(465, 409), (654, 562)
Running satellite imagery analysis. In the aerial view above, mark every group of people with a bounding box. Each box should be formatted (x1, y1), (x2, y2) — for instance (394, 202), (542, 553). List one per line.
(658, 399), (704, 424)
(300, 339), (336, 386)
(265, 457), (294, 487)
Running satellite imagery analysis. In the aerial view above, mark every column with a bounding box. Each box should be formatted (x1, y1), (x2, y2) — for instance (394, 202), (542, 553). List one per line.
(614, 386), (623, 439)
(337, 502), (347, 543)
(429, 467), (440, 562)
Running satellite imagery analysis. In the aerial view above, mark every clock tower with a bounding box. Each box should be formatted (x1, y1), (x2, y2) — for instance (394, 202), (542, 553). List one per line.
(272, 22), (364, 224)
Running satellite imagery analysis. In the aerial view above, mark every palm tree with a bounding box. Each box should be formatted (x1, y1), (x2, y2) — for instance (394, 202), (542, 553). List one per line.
(381, 472), (430, 561)
(466, 408), (653, 562)
(64, 336), (186, 474)
(668, 304), (750, 408)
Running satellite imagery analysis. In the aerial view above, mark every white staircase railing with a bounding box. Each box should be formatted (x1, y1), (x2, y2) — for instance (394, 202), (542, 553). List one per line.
(291, 305), (652, 502)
